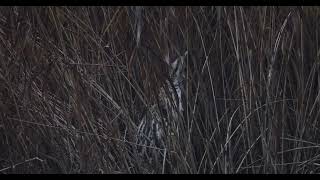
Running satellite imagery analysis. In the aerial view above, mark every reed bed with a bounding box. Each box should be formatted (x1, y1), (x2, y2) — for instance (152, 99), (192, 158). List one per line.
(1, 6), (320, 173)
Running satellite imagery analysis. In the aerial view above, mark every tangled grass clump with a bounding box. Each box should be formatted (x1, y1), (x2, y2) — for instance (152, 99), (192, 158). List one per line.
(1, 6), (320, 174)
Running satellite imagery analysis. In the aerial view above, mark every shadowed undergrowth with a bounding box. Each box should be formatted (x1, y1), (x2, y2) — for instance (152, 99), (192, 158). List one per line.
(1, 6), (320, 173)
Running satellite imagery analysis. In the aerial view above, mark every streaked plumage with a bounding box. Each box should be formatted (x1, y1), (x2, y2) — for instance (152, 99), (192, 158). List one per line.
(136, 51), (187, 165)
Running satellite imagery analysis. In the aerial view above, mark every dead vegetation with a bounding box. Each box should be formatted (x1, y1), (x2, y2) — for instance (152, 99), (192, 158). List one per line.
(1, 6), (320, 173)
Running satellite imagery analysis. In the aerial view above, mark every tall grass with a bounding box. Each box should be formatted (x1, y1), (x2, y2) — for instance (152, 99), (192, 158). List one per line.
(1, 6), (320, 173)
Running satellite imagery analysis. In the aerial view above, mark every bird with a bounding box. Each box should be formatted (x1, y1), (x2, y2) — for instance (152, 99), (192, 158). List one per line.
(136, 51), (187, 171)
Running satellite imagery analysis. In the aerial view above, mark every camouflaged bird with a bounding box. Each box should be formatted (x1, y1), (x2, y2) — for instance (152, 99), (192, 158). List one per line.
(136, 51), (187, 166)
